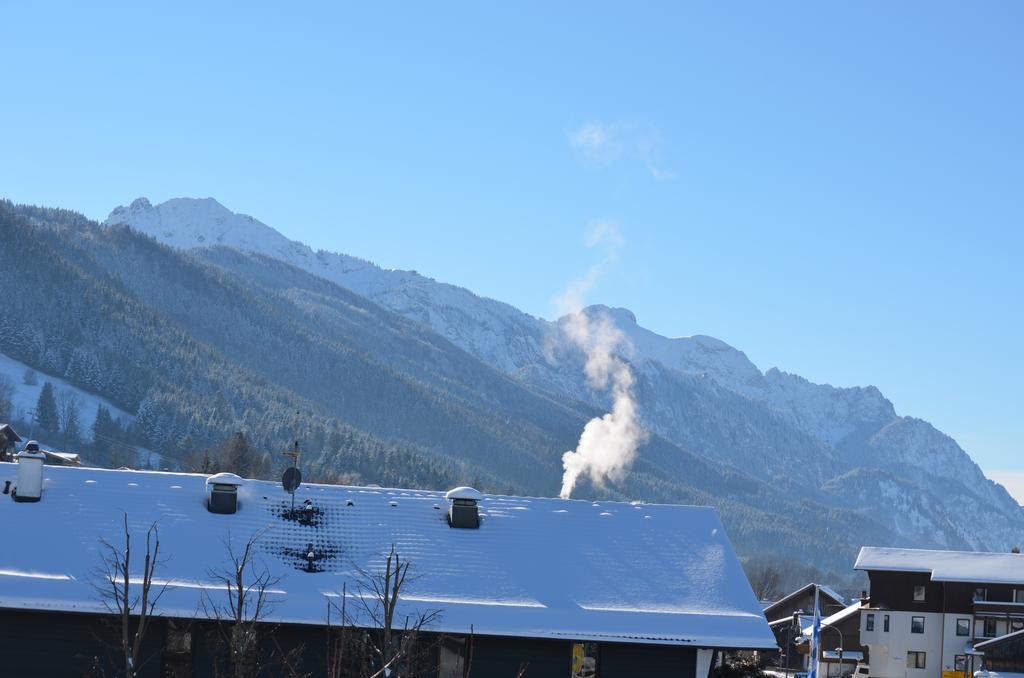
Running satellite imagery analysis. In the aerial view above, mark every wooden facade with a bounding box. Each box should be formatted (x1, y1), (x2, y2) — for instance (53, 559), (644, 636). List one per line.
(867, 570), (1024, 618)
(977, 630), (1024, 674)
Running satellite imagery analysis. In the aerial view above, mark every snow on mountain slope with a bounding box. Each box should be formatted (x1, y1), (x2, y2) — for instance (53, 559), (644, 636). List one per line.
(571, 307), (901, 453)
(104, 200), (803, 403)
(107, 198), (550, 374)
(582, 305), (767, 395)
(761, 368), (897, 447)
(0, 349), (133, 440)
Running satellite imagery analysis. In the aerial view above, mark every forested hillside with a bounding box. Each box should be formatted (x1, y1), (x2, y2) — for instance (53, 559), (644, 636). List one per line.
(0, 201), (476, 489)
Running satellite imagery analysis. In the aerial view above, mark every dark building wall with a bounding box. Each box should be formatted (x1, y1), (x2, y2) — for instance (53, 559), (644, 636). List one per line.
(984, 634), (1024, 673)
(601, 643), (696, 678)
(829, 613), (863, 653)
(945, 582), (980, 612)
(867, 571), (944, 612)
(946, 582), (1018, 610)
(0, 607), (704, 678)
(765, 591), (818, 620)
(869, 573), (1021, 614)
(764, 587), (845, 622)
(0, 608), (166, 678)
(468, 636), (569, 678)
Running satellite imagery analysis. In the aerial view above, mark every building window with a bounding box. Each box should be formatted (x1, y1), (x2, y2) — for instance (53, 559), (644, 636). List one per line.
(866, 613), (875, 631)
(571, 641), (599, 678)
(884, 614), (890, 632)
(438, 637), (467, 678)
(911, 616), (925, 634)
(955, 655), (967, 672)
(914, 585), (927, 602)
(956, 618), (970, 636)
(165, 620), (191, 654)
(983, 619), (998, 637)
(1015, 589), (1024, 603)
(907, 652), (926, 669)
(974, 588), (988, 602)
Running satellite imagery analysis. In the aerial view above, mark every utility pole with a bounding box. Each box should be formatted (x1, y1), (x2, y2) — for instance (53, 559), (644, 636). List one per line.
(283, 439), (300, 512)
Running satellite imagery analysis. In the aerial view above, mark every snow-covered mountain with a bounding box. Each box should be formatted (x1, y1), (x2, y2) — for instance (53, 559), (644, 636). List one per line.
(105, 197), (1024, 554)
(107, 198), (549, 374)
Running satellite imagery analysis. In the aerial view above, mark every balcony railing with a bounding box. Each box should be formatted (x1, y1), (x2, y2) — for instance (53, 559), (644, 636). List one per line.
(974, 600), (1024, 617)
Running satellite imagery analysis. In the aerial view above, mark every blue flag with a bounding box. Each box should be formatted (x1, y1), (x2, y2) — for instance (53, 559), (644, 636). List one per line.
(809, 586), (821, 678)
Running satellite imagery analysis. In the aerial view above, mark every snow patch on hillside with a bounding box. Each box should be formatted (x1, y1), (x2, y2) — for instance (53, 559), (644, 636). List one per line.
(0, 350), (133, 440)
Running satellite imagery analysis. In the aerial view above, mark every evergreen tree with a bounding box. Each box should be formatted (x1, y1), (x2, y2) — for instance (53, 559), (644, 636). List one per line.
(62, 404), (81, 449)
(219, 431), (267, 478)
(92, 404), (116, 442)
(0, 375), (14, 422)
(36, 381), (59, 434)
(90, 404), (125, 465)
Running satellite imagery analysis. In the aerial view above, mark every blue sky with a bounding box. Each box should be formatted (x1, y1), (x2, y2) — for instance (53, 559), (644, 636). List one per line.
(2, 2), (1022, 483)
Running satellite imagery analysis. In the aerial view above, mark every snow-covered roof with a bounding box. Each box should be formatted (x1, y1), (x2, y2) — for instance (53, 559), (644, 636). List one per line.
(769, 613), (813, 628)
(976, 628), (1024, 651)
(822, 650), (863, 661)
(0, 423), (22, 442)
(42, 449), (81, 465)
(802, 602), (863, 635)
(856, 547), (1024, 585)
(0, 464), (776, 649)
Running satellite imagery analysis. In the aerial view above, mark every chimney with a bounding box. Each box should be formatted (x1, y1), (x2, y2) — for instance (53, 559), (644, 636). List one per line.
(206, 472), (244, 514)
(444, 486), (482, 528)
(13, 441), (45, 502)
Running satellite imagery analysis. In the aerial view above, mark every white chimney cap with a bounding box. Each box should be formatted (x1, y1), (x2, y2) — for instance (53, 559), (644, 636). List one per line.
(445, 486), (483, 501)
(206, 472), (244, 486)
(16, 448), (45, 460)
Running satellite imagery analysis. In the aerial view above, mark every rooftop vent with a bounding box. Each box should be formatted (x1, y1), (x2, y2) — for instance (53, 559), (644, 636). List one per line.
(444, 486), (482, 529)
(206, 472), (244, 514)
(13, 441), (45, 503)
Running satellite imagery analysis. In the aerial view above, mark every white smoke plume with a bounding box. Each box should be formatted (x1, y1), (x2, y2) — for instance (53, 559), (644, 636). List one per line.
(555, 222), (647, 499)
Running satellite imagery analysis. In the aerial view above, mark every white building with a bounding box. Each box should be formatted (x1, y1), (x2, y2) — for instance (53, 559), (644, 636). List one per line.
(855, 547), (1024, 678)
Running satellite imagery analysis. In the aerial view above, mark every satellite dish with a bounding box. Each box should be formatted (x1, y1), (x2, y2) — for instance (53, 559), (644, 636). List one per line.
(282, 467), (302, 493)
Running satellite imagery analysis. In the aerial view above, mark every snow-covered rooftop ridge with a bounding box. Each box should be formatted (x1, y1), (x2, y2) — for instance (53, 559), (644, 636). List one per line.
(855, 546), (1024, 585)
(0, 464), (775, 649)
(801, 602), (863, 635)
(763, 582), (846, 619)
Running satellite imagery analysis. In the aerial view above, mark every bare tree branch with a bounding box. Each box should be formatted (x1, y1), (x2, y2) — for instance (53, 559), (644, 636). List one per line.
(202, 529), (282, 678)
(91, 513), (167, 677)
(341, 544), (442, 678)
